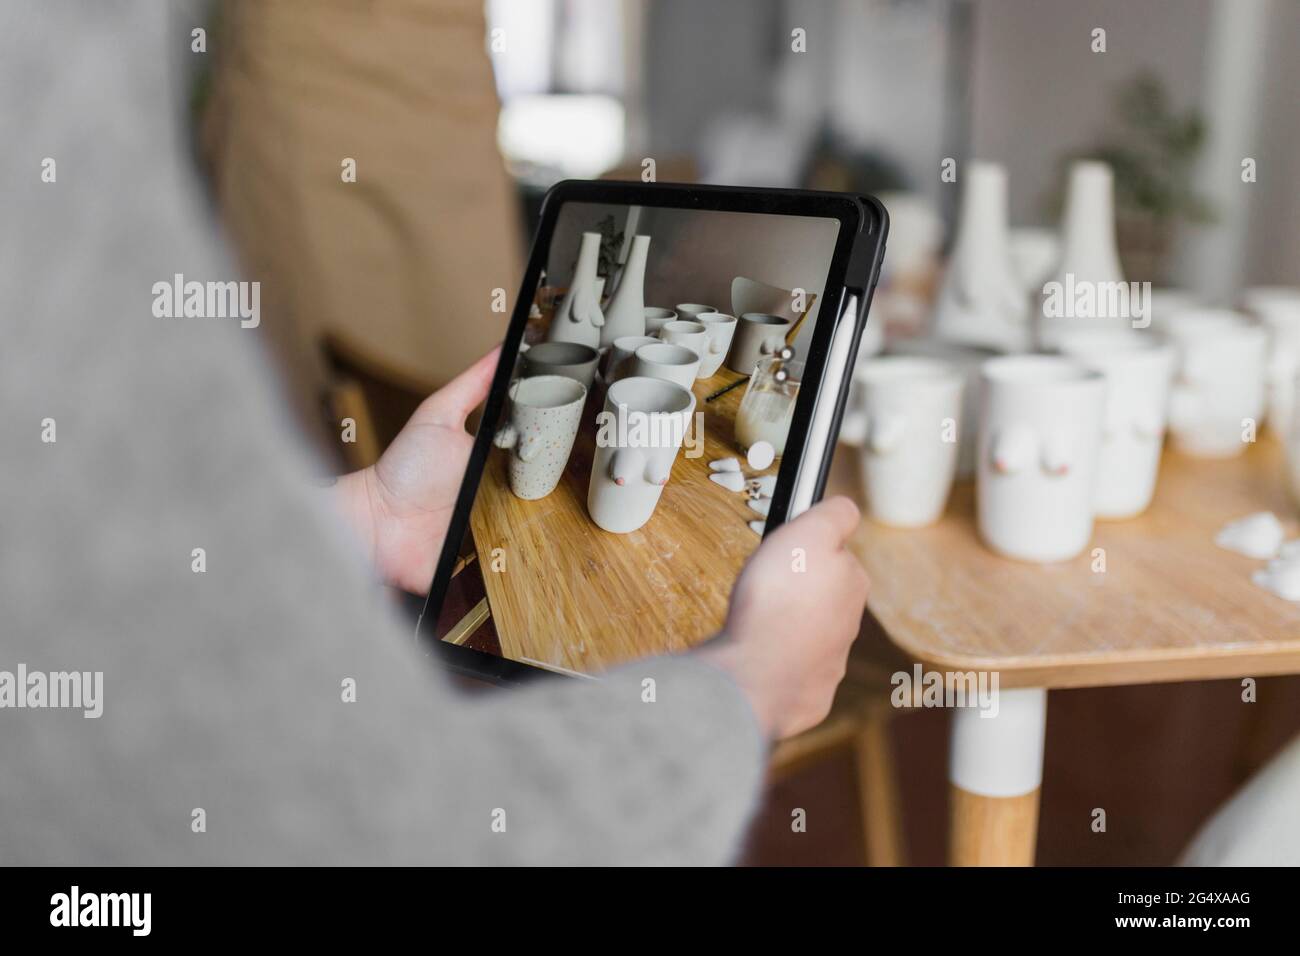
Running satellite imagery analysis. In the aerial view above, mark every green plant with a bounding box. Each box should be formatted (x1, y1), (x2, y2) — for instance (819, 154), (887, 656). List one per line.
(1051, 71), (1216, 281)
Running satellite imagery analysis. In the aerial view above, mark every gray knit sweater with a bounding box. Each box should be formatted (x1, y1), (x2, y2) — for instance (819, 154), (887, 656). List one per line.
(0, 0), (764, 865)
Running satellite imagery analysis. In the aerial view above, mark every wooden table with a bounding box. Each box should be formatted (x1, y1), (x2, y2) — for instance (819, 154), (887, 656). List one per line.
(826, 436), (1300, 865)
(469, 366), (777, 674)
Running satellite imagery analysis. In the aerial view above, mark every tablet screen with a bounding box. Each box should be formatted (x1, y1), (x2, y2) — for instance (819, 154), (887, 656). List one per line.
(431, 199), (842, 675)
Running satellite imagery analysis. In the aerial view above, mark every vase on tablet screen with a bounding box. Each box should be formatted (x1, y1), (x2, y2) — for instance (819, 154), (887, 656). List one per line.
(587, 377), (695, 533)
(1056, 331), (1174, 519)
(600, 234), (649, 346)
(931, 162), (1029, 352)
(493, 375), (586, 500)
(548, 231), (604, 349)
(976, 356), (1105, 562)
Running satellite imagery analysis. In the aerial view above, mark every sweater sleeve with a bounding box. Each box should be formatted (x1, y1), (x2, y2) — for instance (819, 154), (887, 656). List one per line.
(0, 0), (765, 866)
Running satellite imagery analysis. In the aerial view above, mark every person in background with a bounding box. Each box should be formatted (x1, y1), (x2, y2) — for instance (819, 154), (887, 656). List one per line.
(199, 0), (524, 443)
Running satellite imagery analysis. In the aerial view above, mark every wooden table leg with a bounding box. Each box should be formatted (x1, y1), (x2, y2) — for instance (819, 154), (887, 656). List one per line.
(855, 709), (905, 866)
(948, 687), (1047, 866)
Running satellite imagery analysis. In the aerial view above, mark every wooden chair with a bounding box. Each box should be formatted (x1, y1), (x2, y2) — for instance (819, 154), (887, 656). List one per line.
(321, 331), (441, 471)
(769, 615), (912, 866)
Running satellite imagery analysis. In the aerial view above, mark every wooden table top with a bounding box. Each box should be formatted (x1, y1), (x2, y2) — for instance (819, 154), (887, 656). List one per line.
(826, 437), (1300, 689)
(469, 364), (777, 675)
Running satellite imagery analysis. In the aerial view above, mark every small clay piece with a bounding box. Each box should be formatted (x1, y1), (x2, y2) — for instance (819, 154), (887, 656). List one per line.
(1215, 512), (1285, 560)
(746, 440), (776, 471)
(709, 471), (746, 493)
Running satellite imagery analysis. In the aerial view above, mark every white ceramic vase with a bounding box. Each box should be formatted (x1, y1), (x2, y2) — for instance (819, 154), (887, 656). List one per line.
(600, 234), (649, 347)
(932, 162), (1029, 352)
(587, 377), (696, 533)
(549, 231), (604, 349)
(1038, 161), (1129, 346)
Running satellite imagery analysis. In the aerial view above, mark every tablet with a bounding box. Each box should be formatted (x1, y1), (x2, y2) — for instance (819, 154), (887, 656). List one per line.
(417, 181), (887, 683)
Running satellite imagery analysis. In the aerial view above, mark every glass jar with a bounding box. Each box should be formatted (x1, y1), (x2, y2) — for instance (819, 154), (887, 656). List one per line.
(734, 357), (803, 458)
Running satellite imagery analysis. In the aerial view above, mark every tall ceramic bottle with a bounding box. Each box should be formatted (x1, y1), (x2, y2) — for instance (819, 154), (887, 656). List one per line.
(1038, 160), (1129, 347)
(600, 234), (649, 346)
(932, 161), (1029, 352)
(548, 231), (604, 348)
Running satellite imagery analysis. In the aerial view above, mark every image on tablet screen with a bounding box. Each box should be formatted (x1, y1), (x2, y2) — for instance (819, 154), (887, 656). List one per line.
(433, 201), (841, 675)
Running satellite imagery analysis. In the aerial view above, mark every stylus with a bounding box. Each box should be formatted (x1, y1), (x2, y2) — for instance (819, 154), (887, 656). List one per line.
(788, 293), (859, 519)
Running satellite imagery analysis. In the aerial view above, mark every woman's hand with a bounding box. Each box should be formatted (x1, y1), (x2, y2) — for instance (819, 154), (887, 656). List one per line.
(334, 347), (499, 594)
(699, 496), (870, 740)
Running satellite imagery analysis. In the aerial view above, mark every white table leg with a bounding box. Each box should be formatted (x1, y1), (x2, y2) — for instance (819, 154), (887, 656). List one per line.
(948, 687), (1048, 866)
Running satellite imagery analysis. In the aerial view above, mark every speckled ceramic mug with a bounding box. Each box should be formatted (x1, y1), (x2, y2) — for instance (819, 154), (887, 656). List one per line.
(493, 375), (587, 500)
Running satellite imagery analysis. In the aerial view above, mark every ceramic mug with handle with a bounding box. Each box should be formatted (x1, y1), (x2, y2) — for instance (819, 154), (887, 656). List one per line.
(493, 375), (587, 500)
(695, 312), (738, 377)
(1056, 330), (1174, 518)
(846, 357), (964, 528)
(728, 313), (792, 374)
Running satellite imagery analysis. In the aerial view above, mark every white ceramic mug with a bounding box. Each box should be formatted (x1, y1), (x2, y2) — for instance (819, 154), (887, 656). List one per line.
(1147, 288), (1202, 333)
(606, 335), (659, 384)
(631, 341), (701, 391)
(644, 307), (677, 335)
(1164, 309), (1267, 458)
(849, 357), (964, 528)
(658, 320), (709, 368)
(492, 375), (587, 500)
(694, 312), (738, 378)
(588, 376), (696, 533)
(977, 355), (1106, 562)
(1242, 287), (1300, 436)
(881, 338), (1001, 477)
(674, 303), (715, 324)
(728, 313), (792, 374)
(1056, 331), (1175, 519)
(520, 341), (600, 390)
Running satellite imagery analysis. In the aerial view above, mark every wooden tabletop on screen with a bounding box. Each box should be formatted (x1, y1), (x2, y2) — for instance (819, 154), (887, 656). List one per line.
(469, 365), (777, 675)
(825, 437), (1300, 689)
